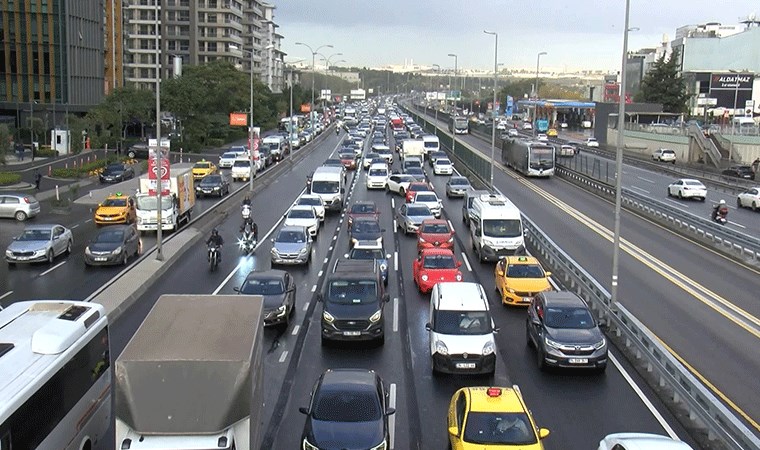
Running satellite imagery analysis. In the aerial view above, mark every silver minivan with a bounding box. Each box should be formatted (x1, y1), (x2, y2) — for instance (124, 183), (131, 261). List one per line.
(0, 193), (41, 221)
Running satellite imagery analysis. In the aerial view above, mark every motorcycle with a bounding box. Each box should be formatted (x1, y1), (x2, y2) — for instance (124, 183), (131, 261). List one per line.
(238, 225), (258, 254)
(208, 244), (221, 271)
(712, 206), (728, 225)
(241, 204), (252, 222)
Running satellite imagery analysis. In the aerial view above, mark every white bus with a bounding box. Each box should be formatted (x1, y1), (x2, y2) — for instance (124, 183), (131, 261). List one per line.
(0, 301), (111, 450)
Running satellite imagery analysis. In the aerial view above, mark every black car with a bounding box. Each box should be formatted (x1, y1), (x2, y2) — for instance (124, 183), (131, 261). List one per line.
(258, 144), (274, 167)
(126, 144), (150, 159)
(195, 174), (230, 197)
(99, 163), (135, 183)
(84, 224), (140, 266)
(299, 369), (395, 450)
(526, 291), (608, 372)
(348, 217), (384, 248)
(722, 165), (755, 180)
(235, 269), (296, 327)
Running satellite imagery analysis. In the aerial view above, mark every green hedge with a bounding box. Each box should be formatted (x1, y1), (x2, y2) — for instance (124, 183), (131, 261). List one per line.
(0, 172), (22, 186)
(51, 168), (81, 178)
(50, 156), (130, 178)
(36, 148), (58, 157)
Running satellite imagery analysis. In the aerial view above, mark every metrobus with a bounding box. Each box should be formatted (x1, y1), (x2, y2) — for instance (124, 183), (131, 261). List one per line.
(0, 300), (111, 450)
(449, 116), (469, 134)
(502, 138), (555, 177)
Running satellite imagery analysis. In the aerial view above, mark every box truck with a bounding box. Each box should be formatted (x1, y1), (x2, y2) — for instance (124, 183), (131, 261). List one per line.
(135, 165), (195, 232)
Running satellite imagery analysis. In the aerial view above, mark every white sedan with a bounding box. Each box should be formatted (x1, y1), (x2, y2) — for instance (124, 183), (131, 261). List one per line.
(284, 205), (320, 237)
(667, 179), (707, 201)
(537, 134), (548, 142)
(218, 152), (239, 169)
(598, 433), (694, 450)
(386, 173), (415, 196)
(296, 194), (326, 221)
(507, 128), (519, 137)
(433, 158), (454, 175)
(586, 138), (599, 147)
(412, 191), (442, 218)
(737, 187), (760, 211)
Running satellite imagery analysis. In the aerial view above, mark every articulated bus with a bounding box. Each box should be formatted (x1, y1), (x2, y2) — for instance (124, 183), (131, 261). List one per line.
(0, 301), (111, 450)
(449, 116), (470, 134)
(502, 138), (555, 177)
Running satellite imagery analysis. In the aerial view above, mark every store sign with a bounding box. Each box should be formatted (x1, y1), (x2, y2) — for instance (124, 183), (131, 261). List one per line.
(710, 73), (753, 90)
(229, 113), (248, 126)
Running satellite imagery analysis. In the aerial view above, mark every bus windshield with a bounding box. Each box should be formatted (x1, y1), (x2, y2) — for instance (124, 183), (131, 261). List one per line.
(529, 147), (554, 170)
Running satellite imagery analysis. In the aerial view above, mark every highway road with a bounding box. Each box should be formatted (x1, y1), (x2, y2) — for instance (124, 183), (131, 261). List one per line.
(107, 126), (696, 449)
(418, 107), (760, 433)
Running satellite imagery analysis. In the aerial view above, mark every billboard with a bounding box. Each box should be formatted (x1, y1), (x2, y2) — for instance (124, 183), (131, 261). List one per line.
(300, 103), (312, 113)
(708, 73), (754, 109)
(505, 96), (514, 117)
(229, 113), (247, 126)
(320, 89), (332, 100)
(147, 139), (170, 196)
(350, 89), (366, 100)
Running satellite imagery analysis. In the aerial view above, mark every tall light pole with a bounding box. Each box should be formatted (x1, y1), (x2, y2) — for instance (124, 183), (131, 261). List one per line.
(319, 53), (343, 108)
(154, 1), (163, 261)
(432, 64), (441, 125)
(611, 0), (632, 304)
(296, 42), (333, 132)
(533, 51), (547, 137)
(484, 31), (498, 189)
(448, 53), (458, 155)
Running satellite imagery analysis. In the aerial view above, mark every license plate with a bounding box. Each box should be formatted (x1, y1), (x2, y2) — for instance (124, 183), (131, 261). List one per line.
(94, 257), (107, 262)
(568, 358), (588, 364)
(522, 297), (533, 303)
(343, 331), (361, 336)
(456, 362), (476, 369)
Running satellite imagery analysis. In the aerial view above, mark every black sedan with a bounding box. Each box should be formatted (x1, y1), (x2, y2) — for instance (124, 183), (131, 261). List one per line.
(195, 174), (230, 197)
(721, 165), (755, 180)
(235, 269), (296, 327)
(99, 163), (135, 183)
(299, 369), (394, 450)
(84, 224), (140, 266)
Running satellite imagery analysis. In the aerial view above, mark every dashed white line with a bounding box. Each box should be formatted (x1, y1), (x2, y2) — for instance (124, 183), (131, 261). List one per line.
(303, 301), (310, 311)
(278, 351), (288, 363)
(39, 261), (66, 277)
(629, 185), (650, 194)
(332, 235), (337, 241)
(391, 197), (395, 208)
(0, 291), (13, 301)
(389, 383), (397, 449)
(71, 224), (80, 229)
(336, 226), (341, 232)
(393, 298), (399, 332)
(461, 252), (472, 272)
(311, 284), (317, 293)
(394, 251), (398, 271)
(636, 176), (655, 183)
(728, 222), (747, 229)
(323, 257), (329, 264)
(84, 219), (92, 223)
(291, 325), (300, 336)
(329, 246), (333, 251)
(339, 218), (343, 224)
(393, 219), (397, 231)
(317, 270), (323, 277)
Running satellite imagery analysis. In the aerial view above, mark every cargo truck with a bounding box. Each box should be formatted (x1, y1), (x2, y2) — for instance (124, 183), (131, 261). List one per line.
(115, 295), (263, 450)
(135, 165), (195, 232)
(400, 139), (425, 161)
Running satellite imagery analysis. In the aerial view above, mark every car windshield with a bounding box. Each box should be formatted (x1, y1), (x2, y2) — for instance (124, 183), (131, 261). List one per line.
(463, 412), (536, 446)
(201, 176), (221, 185)
(450, 177), (469, 186)
(506, 264), (545, 278)
(685, 180), (704, 187)
(233, 160), (250, 167)
(351, 204), (377, 214)
(136, 196), (173, 211)
(194, 162), (210, 169)
(312, 181), (340, 194)
(369, 168), (387, 176)
(422, 254), (456, 269)
(299, 198), (321, 206)
(483, 219), (522, 238)
(18, 229), (52, 241)
(94, 230), (124, 243)
(350, 248), (384, 260)
(240, 278), (285, 295)
(222, 152), (237, 158)
(405, 161), (422, 169)
(340, 153), (354, 159)
(277, 230), (306, 243)
(434, 310), (491, 335)
(104, 165), (125, 173)
(351, 221), (381, 234)
(409, 184), (429, 192)
(327, 280), (378, 304)
(102, 198), (127, 207)
(406, 168), (424, 175)
(544, 306), (595, 329)
(365, 153), (380, 159)
(289, 209), (315, 219)
(324, 159), (342, 166)
(421, 223), (449, 234)
(436, 159), (451, 166)
(312, 389), (381, 422)
(406, 205), (431, 216)
(424, 141), (439, 148)
(415, 193), (437, 202)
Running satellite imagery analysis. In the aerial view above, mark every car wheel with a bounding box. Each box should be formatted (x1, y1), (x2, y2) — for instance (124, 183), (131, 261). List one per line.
(65, 240), (72, 255)
(699, 197), (706, 202)
(678, 190), (684, 199)
(525, 325), (533, 348)
(47, 250), (54, 264)
(737, 198), (742, 208)
(667, 188), (671, 197)
(398, 187), (405, 196)
(536, 347), (547, 371)
(14, 211), (27, 221)
(122, 252), (129, 265)
(753, 202), (758, 212)
(376, 333), (385, 346)
(596, 363), (608, 374)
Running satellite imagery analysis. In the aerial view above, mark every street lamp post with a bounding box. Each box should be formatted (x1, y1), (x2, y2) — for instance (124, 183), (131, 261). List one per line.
(484, 30), (498, 189)
(432, 64), (441, 126)
(534, 51), (547, 137)
(154, 1), (163, 261)
(611, 0), (632, 304)
(296, 42), (333, 133)
(318, 52), (343, 108)
(448, 53), (458, 155)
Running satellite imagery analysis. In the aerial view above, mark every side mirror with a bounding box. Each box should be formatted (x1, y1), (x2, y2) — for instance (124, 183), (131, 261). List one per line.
(545, 271), (552, 277)
(492, 326), (500, 334)
(386, 407), (396, 416)
(381, 228), (386, 232)
(531, 318), (541, 326)
(456, 261), (462, 268)
(386, 253), (392, 259)
(340, 188), (346, 194)
(287, 287), (296, 293)
(383, 293), (390, 303)
(451, 230), (455, 235)
(233, 287), (240, 293)
(539, 428), (551, 439)
(298, 407), (309, 415)
(425, 322), (432, 331)
(344, 253), (350, 259)
(448, 426), (459, 437)
(496, 269), (504, 277)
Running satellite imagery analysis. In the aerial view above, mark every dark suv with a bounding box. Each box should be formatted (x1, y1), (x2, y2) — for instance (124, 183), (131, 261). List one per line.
(320, 259), (389, 345)
(526, 291), (608, 372)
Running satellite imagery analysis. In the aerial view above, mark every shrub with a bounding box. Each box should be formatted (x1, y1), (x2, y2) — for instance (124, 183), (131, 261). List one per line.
(0, 172), (22, 185)
(51, 168), (80, 178)
(35, 148), (58, 158)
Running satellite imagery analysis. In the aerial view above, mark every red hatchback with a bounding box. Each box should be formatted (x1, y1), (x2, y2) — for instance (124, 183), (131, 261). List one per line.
(405, 181), (433, 203)
(339, 152), (357, 170)
(413, 248), (463, 294)
(417, 219), (455, 251)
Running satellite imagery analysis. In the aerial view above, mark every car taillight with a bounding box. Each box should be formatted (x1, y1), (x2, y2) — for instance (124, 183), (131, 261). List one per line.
(23, 197), (31, 204)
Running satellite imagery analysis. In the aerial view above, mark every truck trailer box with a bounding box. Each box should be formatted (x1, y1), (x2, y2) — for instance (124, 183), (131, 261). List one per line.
(136, 165), (195, 231)
(401, 139), (425, 161)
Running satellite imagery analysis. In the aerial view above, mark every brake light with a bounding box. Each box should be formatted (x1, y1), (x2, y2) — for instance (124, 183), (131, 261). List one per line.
(487, 387), (502, 397)
(23, 197), (31, 204)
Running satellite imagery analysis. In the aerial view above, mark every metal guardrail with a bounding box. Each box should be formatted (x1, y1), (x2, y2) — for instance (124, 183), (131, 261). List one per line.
(523, 214), (760, 450)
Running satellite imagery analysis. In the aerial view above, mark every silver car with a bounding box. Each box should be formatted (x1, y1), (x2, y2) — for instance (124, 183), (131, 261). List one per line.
(6, 224), (73, 265)
(395, 203), (435, 235)
(271, 225), (312, 265)
(0, 193), (41, 221)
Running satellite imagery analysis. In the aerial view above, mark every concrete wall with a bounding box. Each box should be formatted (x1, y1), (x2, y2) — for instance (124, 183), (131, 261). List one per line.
(607, 128), (690, 160)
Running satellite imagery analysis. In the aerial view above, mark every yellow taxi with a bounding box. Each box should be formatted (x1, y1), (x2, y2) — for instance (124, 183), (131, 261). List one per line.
(94, 192), (136, 225)
(546, 128), (558, 137)
(447, 386), (549, 449)
(494, 256), (552, 306)
(192, 160), (217, 180)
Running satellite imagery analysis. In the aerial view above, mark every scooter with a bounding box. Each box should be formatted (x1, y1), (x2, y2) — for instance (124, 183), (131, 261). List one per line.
(208, 244), (221, 271)
(712, 207), (728, 225)
(241, 204), (252, 222)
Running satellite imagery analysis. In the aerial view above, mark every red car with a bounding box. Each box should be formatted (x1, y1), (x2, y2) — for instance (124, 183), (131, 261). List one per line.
(405, 181), (433, 203)
(417, 219), (455, 251)
(339, 152), (357, 170)
(413, 248), (463, 294)
(347, 201), (380, 230)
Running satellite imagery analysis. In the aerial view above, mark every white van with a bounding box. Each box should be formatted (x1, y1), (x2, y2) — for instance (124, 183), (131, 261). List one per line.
(231, 158), (253, 181)
(310, 166), (345, 212)
(422, 135), (440, 156)
(469, 193), (525, 261)
(426, 282), (497, 375)
(262, 135), (288, 161)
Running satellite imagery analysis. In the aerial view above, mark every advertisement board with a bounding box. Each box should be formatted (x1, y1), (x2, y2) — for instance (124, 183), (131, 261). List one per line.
(708, 73), (754, 108)
(350, 89), (366, 100)
(320, 89), (332, 100)
(147, 139), (171, 196)
(229, 113), (248, 126)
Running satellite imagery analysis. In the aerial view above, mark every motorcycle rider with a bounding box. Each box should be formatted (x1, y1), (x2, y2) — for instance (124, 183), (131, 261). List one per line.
(242, 195), (252, 207)
(206, 228), (224, 261)
(712, 199), (729, 222)
(241, 196), (253, 232)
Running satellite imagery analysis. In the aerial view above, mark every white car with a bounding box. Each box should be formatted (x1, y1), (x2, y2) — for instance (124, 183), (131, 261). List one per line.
(284, 205), (320, 237)
(297, 194), (326, 221)
(667, 179), (707, 201)
(559, 144), (577, 157)
(412, 191), (442, 218)
(507, 128), (519, 137)
(560, 122), (568, 128)
(522, 122), (533, 130)
(737, 186), (760, 211)
(586, 138), (599, 147)
(433, 158), (454, 175)
(386, 173), (415, 196)
(218, 152), (239, 169)
(231, 158), (253, 181)
(652, 148), (676, 163)
(598, 433), (694, 450)
(366, 163), (389, 189)
(496, 121), (506, 130)
(537, 134), (548, 142)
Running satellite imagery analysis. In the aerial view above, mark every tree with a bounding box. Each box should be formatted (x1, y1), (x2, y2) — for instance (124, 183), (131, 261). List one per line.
(0, 124), (14, 164)
(86, 86), (155, 148)
(635, 48), (689, 113)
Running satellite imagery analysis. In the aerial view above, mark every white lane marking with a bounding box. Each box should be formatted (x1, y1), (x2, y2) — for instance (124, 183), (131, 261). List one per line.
(332, 235), (337, 241)
(393, 219), (397, 231)
(339, 218), (343, 224)
(71, 224), (80, 229)
(629, 185), (650, 194)
(278, 350), (288, 363)
(636, 176), (655, 183)
(292, 325), (300, 336)
(323, 257), (329, 264)
(0, 291), (13, 301)
(329, 246), (333, 251)
(393, 298), (399, 332)
(728, 222), (747, 229)
(609, 352), (679, 439)
(461, 252), (472, 272)
(394, 251), (398, 271)
(84, 219), (92, 223)
(39, 261), (66, 277)
(389, 383), (397, 450)
(391, 197), (395, 208)
(311, 284), (317, 293)
(303, 301), (310, 311)
(318, 270), (323, 277)
(336, 226), (341, 232)
(447, 219), (454, 230)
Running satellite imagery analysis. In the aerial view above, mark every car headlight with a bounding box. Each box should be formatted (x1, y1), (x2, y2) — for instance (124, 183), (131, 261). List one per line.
(507, 288), (516, 294)
(111, 247), (123, 255)
(482, 340), (495, 356)
(418, 237), (425, 243)
(594, 337), (607, 350)
(370, 440), (388, 450)
(351, 238), (358, 246)
(271, 248), (279, 256)
(447, 237), (454, 243)
(85, 247), (93, 256)
(369, 310), (382, 323)
(213, 186), (220, 190)
(322, 311), (335, 323)
(420, 274), (428, 281)
(5, 250), (13, 257)
(455, 273), (463, 281)
(544, 336), (562, 349)
(302, 438), (319, 450)
(298, 246), (309, 255)
(435, 340), (448, 355)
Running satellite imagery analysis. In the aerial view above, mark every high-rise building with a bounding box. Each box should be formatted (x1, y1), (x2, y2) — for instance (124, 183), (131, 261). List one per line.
(104, 0), (124, 95)
(0, 0), (105, 126)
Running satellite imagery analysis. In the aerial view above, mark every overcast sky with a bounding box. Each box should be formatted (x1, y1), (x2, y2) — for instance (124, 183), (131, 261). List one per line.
(274, 0), (758, 72)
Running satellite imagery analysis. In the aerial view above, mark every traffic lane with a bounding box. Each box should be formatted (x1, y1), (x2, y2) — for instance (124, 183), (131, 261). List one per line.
(266, 170), (411, 450)
(483, 166), (760, 426)
(426, 171), (696, 449)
